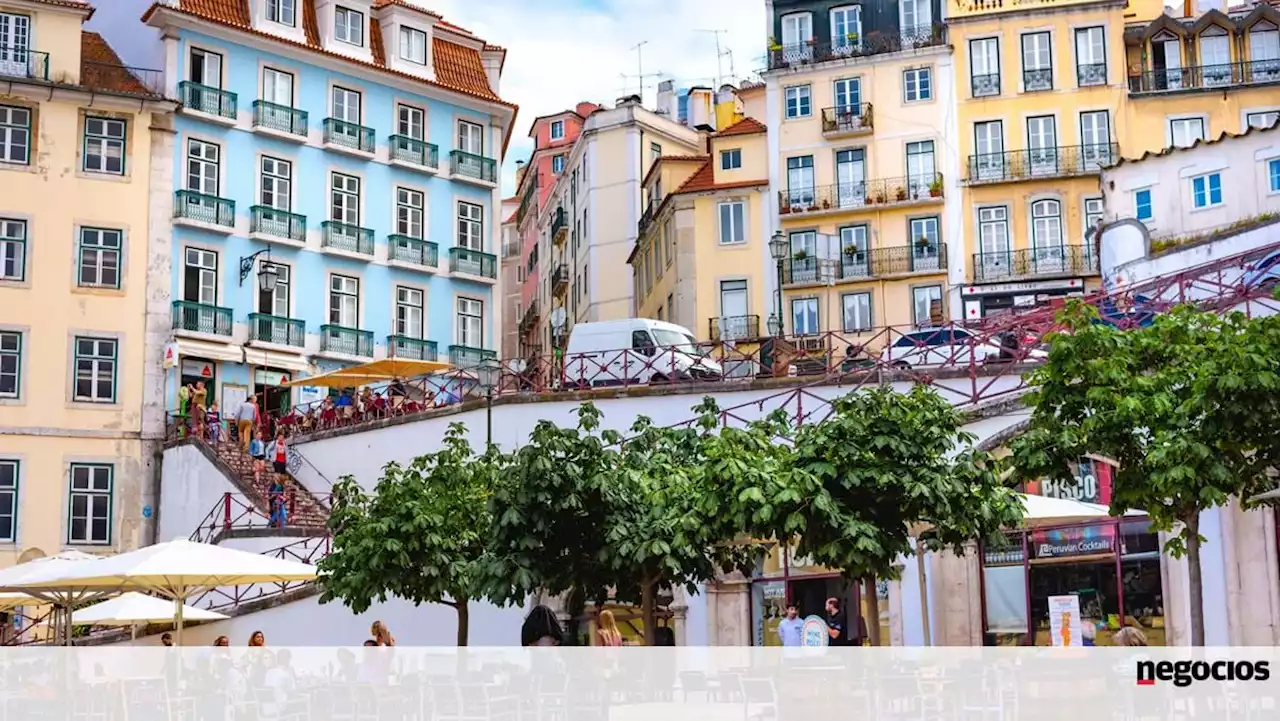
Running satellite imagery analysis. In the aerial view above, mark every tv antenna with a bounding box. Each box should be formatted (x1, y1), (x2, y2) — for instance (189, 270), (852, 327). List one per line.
(619, 40), (663, 101)
(695, 29), (735, 86)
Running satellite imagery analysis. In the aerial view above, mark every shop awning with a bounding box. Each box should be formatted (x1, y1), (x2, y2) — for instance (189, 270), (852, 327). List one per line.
(174, 338), (244, 364)
(243, 346), (311, 373)
(281, 357), (451, 388)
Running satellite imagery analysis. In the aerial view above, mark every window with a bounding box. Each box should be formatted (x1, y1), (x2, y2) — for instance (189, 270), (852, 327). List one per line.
(784, 85), (812, 118)
(183, 247), (217, 304)
(330, 172), (360, 224)
(842, 293), (872, 333)
(1170, 117), (1205, 148)
(266, 0), (294, 26)
(906, 140), (936, 195)
(0, 332), (19, 399)
(186, 139), (220, 195)
(329, 275), (359, 327)
(397, 104), (424, 140)
(73, 337), (117, 403)
(1079, 110), (1112, 167)
(977, 206), (1010, 270)
(77, 228), (122, 288)
(718, 200), (745, 244)
(903, 67), (932, 101)
(1134, 189), (1153, 222)
(912, 286), (943, 326)
(721, 148), (742, 170)
(262, 67), (294, 105)
(900, 0), (931, 31)
(1084, 197), (1105, 233)
(791, 297), (819, 336)
(457, 201), (483, 250)
(969, 38), (1000, 97)
(552, 154), (565, 174)
(1075, 27), (1106, 86)
(399, 26), (426, 64)
(395, 286), (424, 338)
(650, 142), (662, 160)
(719, 280), (748, 323)
(1191, 173), (1222, 208)
(0, 13), (30, 65)
(188, 47), (222, 87)
(0, 218), (25, 282)
(833, 77), (860, 112)
(456, 297), (483, 347)
(1247, 111), (1280, 129)
(334, 7), (363, 45)
(259, 261), (289, 316)
(786, 155), (815, 205)
(396, 187), (424, 237)
(0, 105), (31, 164)
(458, 120), (483, 155)
(910, 216), (940, 248)
(1021, 32), (1052, 91)
(973, 120), (1005, 180)
(332, 86), (361, 123)
(550, 119), (565, 139)
(83, 117), (125, 175)
(830, 6), (861, 49)
(1199, 27), (1232, 86)
(0, 459), (15, 542)
(1270, 159), (1280, 193)
(68, 464), (112, 545)
(781, 12), (813, 48)
(260, 156), (291, 211)
(1031, 199), (1063, 249)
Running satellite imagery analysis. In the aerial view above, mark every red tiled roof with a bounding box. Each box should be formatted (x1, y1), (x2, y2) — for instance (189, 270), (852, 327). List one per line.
(717, 117), (766, 137)
(29, 0), (94, 18)
(371, 0), (440, 18)
(672, 159), (768, 194)
(640, 154), (708, 188)
(79, 31), (157, 96)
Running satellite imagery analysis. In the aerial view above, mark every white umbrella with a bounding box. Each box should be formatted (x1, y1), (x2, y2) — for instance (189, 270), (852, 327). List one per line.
(0, 550), (111, 645)
(11, 539), (317, 645)
(0, 592), (32, 611)
(70, 592), (228, 640)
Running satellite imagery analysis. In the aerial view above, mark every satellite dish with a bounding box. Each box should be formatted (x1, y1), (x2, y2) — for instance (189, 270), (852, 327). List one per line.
(551, 307), (567, 330)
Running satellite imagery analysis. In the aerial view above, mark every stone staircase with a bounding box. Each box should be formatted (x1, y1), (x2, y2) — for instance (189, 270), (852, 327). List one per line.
(184, 435), (331, 531)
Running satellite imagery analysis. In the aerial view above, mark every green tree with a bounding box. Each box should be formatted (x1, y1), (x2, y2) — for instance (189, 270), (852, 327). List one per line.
(1010, 302), (1280, 645)
(317, 423), (495, 645)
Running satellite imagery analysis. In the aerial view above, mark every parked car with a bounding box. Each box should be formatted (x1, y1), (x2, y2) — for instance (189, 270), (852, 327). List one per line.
(563, 319), (723, 387)
(881, 328), (1047, 368)
(1240, 249), (1280, 291)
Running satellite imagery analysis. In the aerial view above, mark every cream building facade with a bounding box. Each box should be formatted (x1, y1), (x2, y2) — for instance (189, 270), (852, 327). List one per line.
(0, 0), (176, 566)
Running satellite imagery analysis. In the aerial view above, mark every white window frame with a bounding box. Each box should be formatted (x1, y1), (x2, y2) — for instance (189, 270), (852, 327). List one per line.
(260, 156), (292, 210)
(186, 139), (220, 196)
(77, 227), (122, 289)
(903, 67), (932, 102)
(183, 247), (218, 305)
(330, 172), (360, 224)
(457, 201), (483, 251)
(1134, 188), (1153, 222)
(334, 7), (364, 46)
(1169, 117), (1205, 148)
(721, 148), (742, 170)
(266, 0), (295, 26)
(72, 337), (117, 404)
(329, 274), (360, 327)
(784, 85), (812, 119)
(718, 200), (746, 245)
(842, 292), (873, 333)
(791, 297), (820, 336)
(1191, 172), (1223, 209)
(396, 187), (424, 238)
(399, 26), (426, 64)
(549, 119), (565, 140)
(457, 120), (484, 155)
(395, 286), (424, 338)
(456, 297), (484, 347)
(397, 103), (424, 140)
(552, 154), (565, 174)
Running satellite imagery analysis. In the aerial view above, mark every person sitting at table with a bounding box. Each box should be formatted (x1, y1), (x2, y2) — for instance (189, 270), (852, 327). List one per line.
(522, 605), (564, 647)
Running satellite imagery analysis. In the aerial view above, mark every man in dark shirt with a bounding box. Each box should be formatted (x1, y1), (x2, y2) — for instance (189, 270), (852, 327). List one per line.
(825, 597), (849, 646)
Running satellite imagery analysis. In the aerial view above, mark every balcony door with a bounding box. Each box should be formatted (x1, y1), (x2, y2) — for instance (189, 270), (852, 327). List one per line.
(977, 206), (1010, 279)
(262, 68), (293, 106)
(183, 248), (218, 305)
(789, 230), (818, 284)
(835, 149), (865, 209)
(1026, 115), (1058, 176)
(718, 280), (750, 341)
(1199, 27), (1232, 86)
(974, 121), (1004, 181)
(1249, 22), (1279, 80)
(1152, 34), (1182, 90)
(781, 12), (813, 62)
(906, 140), (936, 197)
(0, 13), (31, 77)
(830, 6), (861, 53)
(839, 225), (869, 279)
(258, 262), (289, 317)
(189, 47), (223, 87)
(786, 155), (815, 208)
(1031, 199), (1065, 274)
(1079, 111), (1111, 171)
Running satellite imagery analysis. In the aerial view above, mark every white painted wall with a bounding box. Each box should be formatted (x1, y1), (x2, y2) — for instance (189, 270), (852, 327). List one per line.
(1099, 217), (1280, 293)
(158, 444), (243, 543)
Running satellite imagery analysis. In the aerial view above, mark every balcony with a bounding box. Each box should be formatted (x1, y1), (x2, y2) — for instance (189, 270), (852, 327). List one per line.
(450, 345), (496, 368)
(252, 101), (308, 140)
(971, 73), (1000, 97)
(972, 245), (1099, 283)
(178, 81), (236, 122)
(1077, 63), (1107, 87)
(967, 144), (1118, 185)
(551, 207), (568, 243)
(250, 206), (306, 244)
(767, 25), (946, 70)
(449, 248), (497, 280)
(638, 198), (660, 236)
(520, 299), (540, 331)
(173, 191), (235, 231)
(450, 150), (498, 185)
(1128, 60), (1280, 95)
(319, 325), (374, 358)
(247, 313), (305, 348)
(321, 221), (374, 257)
(778, 174), (944, 216)
(709, 315), (760, 342)
(780, 244), (947, 285)
(1023, 68), (1053, 92)
(387, 335), (438, 361)
(389, 135), (439, 172)
(552, 263), (569, 296)
(821, 104), (874, 138)
(0, 46), (49, 81)
(322, 118), (376, 156)
(171, 301), (232, 337)
(389, 236), (438, 270)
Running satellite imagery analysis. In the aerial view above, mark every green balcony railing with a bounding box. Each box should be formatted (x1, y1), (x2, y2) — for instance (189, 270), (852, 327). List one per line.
(178, 80), (236, 119)
(174, 190), (234, 227)
(449, 247), (497, 278)
(449, 345), (496, 368)
(390, 135), (439, 169)
(250, 206), (306, 241)
(450, 150), (497, 183)
(323, 118), (376, 153)
(171, 300), (232, 336)
(0, 45), (49, 81)
(321, 221), (374, 256)
(247, 313), (305, 347)
(320, 325), (374, 357)
(252, 100), (308, 137)
(389, 235), (438, 267)
(388, 335), (438, 361)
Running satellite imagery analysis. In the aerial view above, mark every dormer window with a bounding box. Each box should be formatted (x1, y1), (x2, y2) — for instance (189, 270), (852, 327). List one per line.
(335, 7), (364, 46)
(267, 0), (295, 27)
(399, 26), (426, 65)
(550, 120), (565, 140)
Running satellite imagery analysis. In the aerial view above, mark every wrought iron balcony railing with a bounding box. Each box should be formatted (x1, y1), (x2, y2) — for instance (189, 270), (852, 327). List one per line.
(778, 173), (944, 214)
(767, 24), (946, 70)
(780, 243), (947, 285)
(389, 235), (438, 267)
(551, 207), (568, 240)
(1023, 67), (1053, 92)
(252, 101), (307, 136)
(709, 315), (761, 342)
(967, 144), (1118, 184)
(449, 247), (497, 278)
(387, 335), (437, 361)
(250, 206), (305, 241)
(450, 150), (497, 183)
(322, 118), (376, 153)
(1129, 59), (1280, 94)
(552, 263), (569, 295)
(820, 104), (874, 135)
(520, 299), (540, 331)
(247, 313), (305, 347)
(179, 81), (236, 119)
(450, 345), (496, 368)
(971, 73), (1000, 97)
(320, 325), (374, 357)
(1076, 63), (1107, 87)
(638, 198), (660, 235)
(321, 221), (374, 256)
(972, 245), (1099, 282)
(172, 301), (232, 336)
(0, 45), (49, 81)
(390, 135), (439, 169)
(174, 191), (235, 227)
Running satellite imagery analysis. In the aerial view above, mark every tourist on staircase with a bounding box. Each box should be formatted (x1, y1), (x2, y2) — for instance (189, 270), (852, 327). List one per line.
(236, 395), (259, 452)
(249, 431), (267, 486)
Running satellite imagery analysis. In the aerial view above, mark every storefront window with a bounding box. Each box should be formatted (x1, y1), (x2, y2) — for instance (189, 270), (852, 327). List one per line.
(984, 564), (1028, 646)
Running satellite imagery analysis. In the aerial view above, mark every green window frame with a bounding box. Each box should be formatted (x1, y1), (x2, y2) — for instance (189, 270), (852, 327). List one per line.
(0, 105), (32, 165)
(67, 463), (112, 545)
(0, 218), (25, 282)
(72, 336), (118, 403)
(0, 459), (17, 543)
(0, 331), (19, 399)
(77, 227), (123, 289)
(82, 116), (126, 175)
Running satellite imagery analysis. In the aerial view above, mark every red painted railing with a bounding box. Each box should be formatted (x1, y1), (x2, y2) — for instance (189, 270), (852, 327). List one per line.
(190, 534), (330, 612)
(190, 492), (332, 544)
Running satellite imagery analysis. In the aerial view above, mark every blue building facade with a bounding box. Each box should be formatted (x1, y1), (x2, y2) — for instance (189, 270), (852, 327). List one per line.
(146, 0), (514, 415)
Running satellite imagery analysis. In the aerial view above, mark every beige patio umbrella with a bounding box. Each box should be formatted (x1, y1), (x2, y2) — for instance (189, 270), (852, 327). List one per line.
(0, 550), (111, 645)
(71, 592), (229, 640)
(8, 539), (317, 645)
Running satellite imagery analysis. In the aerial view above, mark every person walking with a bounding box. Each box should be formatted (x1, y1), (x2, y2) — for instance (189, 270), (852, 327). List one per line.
(249, 430), (267, 485)
(236, 395), (259, 452)
(776, 603), (804, 647)
(267, 431), (289, 476)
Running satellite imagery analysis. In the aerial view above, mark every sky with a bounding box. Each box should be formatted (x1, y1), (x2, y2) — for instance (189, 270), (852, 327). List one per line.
(87, 0), (768, 196)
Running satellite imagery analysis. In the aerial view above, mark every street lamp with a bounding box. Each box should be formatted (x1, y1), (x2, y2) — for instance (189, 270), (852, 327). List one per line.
(476, 357), (501, 448)
(766, 314), (782, 337)
(768, 231), (788, 336)
(238, 249), (278, 291)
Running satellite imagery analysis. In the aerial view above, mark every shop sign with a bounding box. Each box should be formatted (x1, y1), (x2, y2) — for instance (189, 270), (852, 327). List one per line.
(800, 616), (830, 647)
(181, 359), (215, 379)
(254, 369), (291, 386)
(963, 278), (1084, 296)
(1024, 458), (1114, 506)
(1032, 525), (1116, 559)
(162, 343), (179, 369)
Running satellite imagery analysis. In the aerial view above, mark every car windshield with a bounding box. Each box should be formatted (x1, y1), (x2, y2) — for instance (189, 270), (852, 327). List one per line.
(653, 329), (699, 354)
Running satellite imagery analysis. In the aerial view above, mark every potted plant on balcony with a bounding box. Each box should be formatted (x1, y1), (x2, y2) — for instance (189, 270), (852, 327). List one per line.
(928, 177), (943, 197)
(780, 204), (791, 215)
(768, 37), (782, 52)
(821, 198), (831, 209)
(872, 191), (887, 204)
(895, 186), (908, 202)
(915, 236), (933, 252)
(793, 249), (809, 261)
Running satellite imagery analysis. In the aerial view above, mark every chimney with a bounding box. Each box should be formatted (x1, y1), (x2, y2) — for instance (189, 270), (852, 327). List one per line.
(656, 80), (676, 118)
(616, 94), (641, 108)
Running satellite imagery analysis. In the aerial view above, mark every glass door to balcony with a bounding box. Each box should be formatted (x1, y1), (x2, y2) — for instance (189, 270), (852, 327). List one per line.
(978, 207), (1010, 279)
(830, 6), (861, 55)
(1249, 24), (1280, 81)
(835, 149), (865, 209)
(1079, 111), (1111, 172)
(1153, 35), (1182, 90)
(718, 280), (749, 341)
(839, 225), (869, 279)
(0, 13), (31, 78)
(906, 140), (936, 197)
(1026, 116), (1058, 177)
(909, 217), (941, 272)
(781, 12), (813, 64)
(1199, 27), (1232, 87)
(787, 156), (815, 209)
(789, 231), (818, 284)
(1031, 199), (1066, 275)
(974, 121), (1005, 181)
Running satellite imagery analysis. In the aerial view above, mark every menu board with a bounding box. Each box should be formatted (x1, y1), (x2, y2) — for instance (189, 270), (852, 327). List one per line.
(1048, 595), (1083, 647)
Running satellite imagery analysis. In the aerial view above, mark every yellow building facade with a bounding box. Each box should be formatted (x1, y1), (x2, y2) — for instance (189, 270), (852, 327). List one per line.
(0, 0), (175, 569)
(630, 118), (773, 343)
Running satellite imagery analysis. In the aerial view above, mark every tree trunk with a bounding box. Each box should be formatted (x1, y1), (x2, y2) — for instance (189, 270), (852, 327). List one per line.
(641, 576), (656, 647)
(864, 577), (881, 646)
(456, 600), (470, 646)
(1185, 512), (1205, 646)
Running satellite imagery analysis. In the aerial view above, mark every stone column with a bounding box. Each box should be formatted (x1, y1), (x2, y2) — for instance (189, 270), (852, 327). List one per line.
(142, 111), (176, 548)
(706, 571), (750, 646)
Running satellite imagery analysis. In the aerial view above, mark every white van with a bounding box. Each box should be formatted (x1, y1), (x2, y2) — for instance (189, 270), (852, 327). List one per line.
(563, 319), (724, 387)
